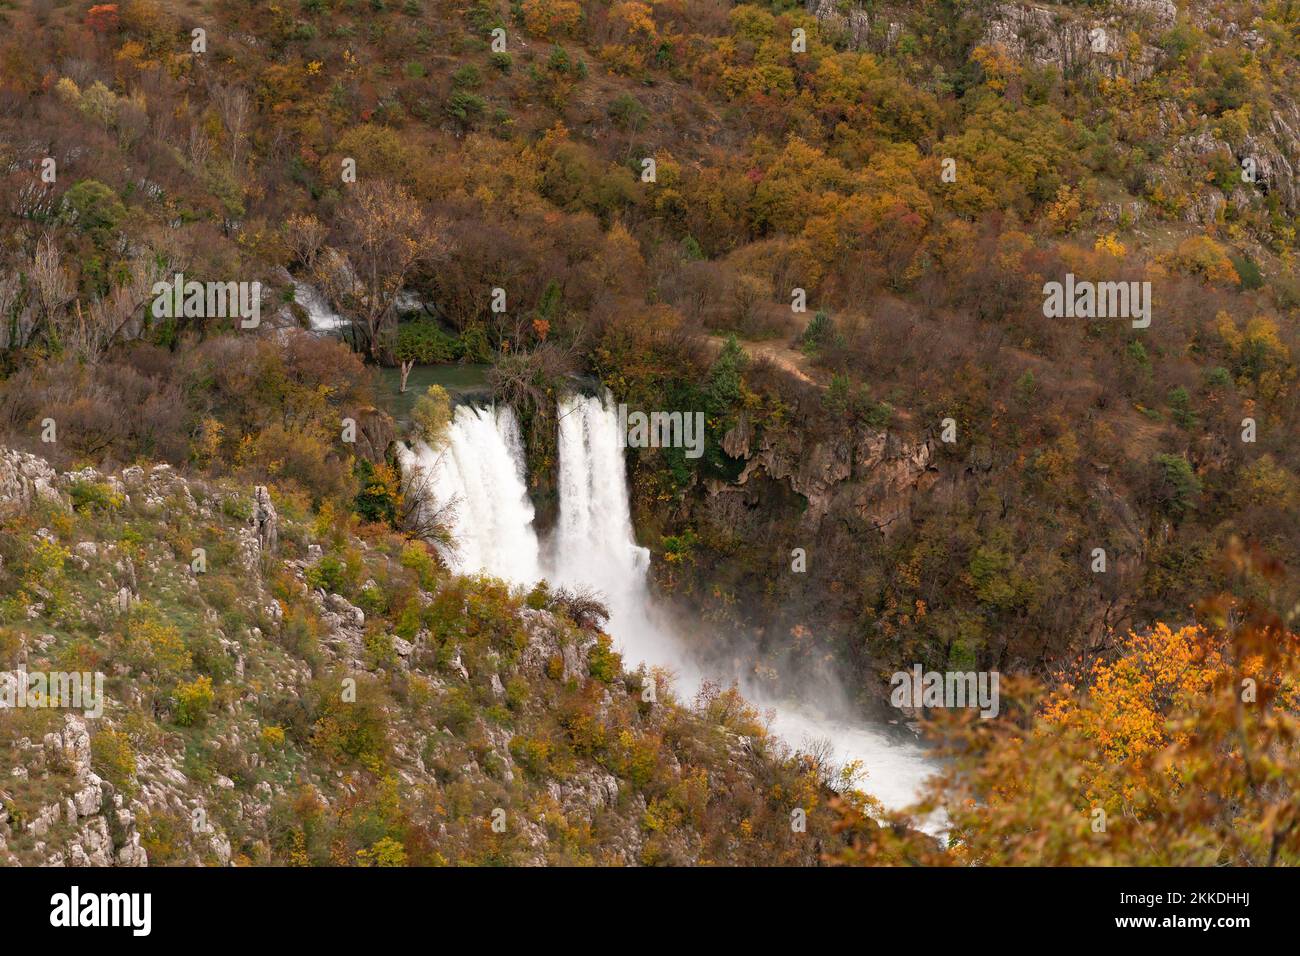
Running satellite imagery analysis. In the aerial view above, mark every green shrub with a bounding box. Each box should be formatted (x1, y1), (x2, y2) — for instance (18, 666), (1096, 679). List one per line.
(305, 554), (347, 593)
(221, 494), (253, 522)
(446, 90), (486, 126)
(451, 64), (482, 89)
(364, 629), (398, 669)
(399, 540), (437, 584)
(311, 677), (391, 772)
(69, 480), (121, 513)
(90, 727), (137, 791)
(357, 836), (408, 866)
(1230, 252), (1264, 290)
(1167, 385), (1197, 429)
(437, 687), (475, 734)
(509, 734), (551, 775)
(1203, 366), (1232, 390)
(587, 635), (621, 683)
(800, 310), (841, 355)
(525, 582), (550, 610)
(62, 179), (126, 243)
(1154, 453), (1202, 518)
(358, 582), (389, 617)
(122, 611), (193, 682)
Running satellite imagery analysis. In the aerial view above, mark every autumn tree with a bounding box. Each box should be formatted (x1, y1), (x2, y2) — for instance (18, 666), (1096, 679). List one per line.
(283, 214), (329, 271)
(85, 4), (121, 34)
(522, 0), (583, 39)
(399, 385), (458, 550)
(830, 543), (1300, 866)
(319, 180), (446, 362)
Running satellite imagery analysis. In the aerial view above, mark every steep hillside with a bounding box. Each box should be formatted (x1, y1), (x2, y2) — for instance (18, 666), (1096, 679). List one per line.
(0, 448), (854, 866)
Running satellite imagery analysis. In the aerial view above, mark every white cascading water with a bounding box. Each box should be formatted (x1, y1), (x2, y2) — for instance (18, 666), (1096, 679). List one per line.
(400, 393), (937, 814)
(547, 394), (694, 675)
(292, 281), (349, 333)
(397, 404), (542, 584)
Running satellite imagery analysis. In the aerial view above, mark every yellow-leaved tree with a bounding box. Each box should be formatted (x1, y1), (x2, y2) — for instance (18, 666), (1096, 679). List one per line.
(830, 541), (1300, 866)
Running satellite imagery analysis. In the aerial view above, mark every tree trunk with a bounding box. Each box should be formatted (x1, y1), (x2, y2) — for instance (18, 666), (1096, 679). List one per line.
(400, 360), (413, 393)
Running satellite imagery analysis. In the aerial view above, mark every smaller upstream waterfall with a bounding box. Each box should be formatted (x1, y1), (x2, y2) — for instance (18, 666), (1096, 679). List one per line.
(292, 281), (349, 333)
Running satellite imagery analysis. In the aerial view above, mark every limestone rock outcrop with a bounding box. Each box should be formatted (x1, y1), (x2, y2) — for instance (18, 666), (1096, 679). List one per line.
(0, 448), (63, 516)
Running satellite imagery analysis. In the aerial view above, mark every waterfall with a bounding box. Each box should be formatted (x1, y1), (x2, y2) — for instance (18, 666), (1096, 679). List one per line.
(547, 394), (934, 813)
(292, 281), (348, 333)
(399, 392), (937, 815)
(398, 403), (542, 584)
(548, 394), (695, 677)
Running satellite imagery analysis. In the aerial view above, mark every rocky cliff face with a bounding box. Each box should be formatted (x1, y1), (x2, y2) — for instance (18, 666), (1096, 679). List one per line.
(982, 0), (1175, 81)
(703, 413), (936, 540)
(731, 421), (936, 535)
(0, 449), (62, 519)
(640, 413), (943, 701)
(806, 0), (1173, 78)
(638, 392), (1152, 693)
(3, 713), (150, 866)
(805, 0), (1300, 219)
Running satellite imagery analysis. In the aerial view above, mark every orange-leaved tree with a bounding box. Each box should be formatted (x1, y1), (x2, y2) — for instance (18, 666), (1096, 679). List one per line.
(829, 540), (1300, 866)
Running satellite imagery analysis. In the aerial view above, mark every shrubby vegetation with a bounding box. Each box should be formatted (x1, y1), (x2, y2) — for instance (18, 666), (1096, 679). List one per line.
(0, 465), (848, 865)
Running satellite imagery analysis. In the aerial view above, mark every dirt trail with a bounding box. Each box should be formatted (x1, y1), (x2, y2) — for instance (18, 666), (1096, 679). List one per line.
(704, 334), (825, 387)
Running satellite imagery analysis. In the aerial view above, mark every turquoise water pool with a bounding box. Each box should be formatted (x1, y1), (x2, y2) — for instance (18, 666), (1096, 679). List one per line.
(374, 363), (491, 422)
